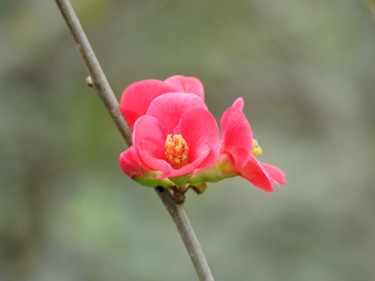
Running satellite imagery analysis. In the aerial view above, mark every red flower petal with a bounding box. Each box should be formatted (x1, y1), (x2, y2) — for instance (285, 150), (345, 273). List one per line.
(120, 79), (176, 128)
(232, 97), (244, 111)
(119, 145), (143, 177)
(220, 106), (253, 168)
(238, 155), (274, 192)
(146, 93), (207, 134)
(138, 138), (172, 172)
(261, 162), (286, 187)
(133, 115), (171, 171)
(174, 107), (221, 168)
(165, 75), (204, 100)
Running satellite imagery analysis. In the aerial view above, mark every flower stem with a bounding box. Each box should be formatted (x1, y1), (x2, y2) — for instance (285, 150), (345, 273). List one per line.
(54, 0), (214, 280)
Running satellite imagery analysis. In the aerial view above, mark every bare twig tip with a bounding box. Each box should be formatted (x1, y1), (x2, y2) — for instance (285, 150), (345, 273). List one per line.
(86, 76), (93, 87)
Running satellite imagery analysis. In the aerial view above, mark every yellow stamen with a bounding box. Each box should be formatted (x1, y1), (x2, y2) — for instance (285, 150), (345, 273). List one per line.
(252, 138), (263, 155)
(165, 134), (189, 169)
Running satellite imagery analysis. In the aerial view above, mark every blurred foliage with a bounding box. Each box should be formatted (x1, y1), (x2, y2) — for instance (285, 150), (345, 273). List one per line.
(1, 0), (375, 280)
(367, 0), (375, 16)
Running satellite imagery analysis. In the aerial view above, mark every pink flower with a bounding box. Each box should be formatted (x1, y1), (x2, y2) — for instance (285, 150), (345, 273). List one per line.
(120, 75), (204, 128)
(120, 93), (221, 181)
(119, 75), (285, 193)
(219, 98), (286, 192)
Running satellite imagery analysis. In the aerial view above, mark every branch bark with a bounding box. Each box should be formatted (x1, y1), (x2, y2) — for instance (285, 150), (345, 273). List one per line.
(55, 1), (214, 280)
(156, 187), (214, 280)
(55, 0), (132, 145)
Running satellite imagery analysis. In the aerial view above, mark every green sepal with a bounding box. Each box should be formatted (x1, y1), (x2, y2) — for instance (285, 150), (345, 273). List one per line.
(189, 182), (207, 194)
(170, 173), (192, 187)
(133, 171), (174, 188)
(188, 161), (236, 184)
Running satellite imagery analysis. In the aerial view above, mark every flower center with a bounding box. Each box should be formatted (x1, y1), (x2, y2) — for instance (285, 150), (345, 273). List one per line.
(252, 138), (263, 155)
(165, 134), (189, 169)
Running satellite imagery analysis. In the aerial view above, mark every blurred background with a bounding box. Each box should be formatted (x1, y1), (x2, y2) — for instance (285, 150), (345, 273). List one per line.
(1, 0), (375, 280)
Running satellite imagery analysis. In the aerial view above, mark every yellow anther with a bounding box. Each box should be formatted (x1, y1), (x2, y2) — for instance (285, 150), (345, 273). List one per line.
(165, 134), (189, 169)
(252, 138), (263, 155)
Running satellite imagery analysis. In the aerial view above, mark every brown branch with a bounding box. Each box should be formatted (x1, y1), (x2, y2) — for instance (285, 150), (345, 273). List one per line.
(55, 1), (214, 280)
(156, 187), (214, 280)
(56, 0), (132, 145)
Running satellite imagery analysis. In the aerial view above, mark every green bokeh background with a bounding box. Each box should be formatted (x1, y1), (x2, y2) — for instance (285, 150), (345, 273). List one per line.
(1, 0), (375, 280)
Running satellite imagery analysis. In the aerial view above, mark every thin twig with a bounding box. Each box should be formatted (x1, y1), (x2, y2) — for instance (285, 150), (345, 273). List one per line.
(156, 187), (214, 281)
(55, 1), (214, 280)
(55, 0), (132, 145)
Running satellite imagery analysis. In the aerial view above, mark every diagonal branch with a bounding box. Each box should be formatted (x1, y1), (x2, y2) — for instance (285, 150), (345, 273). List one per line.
(155, 187), (214, 280)
(56, 0), (132, 146)
(55, 1), (214, 280)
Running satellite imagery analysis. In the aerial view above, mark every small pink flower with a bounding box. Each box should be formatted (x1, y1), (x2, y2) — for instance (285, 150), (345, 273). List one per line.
(120, 93), (221, 180)
(220, 98), (286, 192)
(120, 75), (204, 128)
(119, 75), (285, 193)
